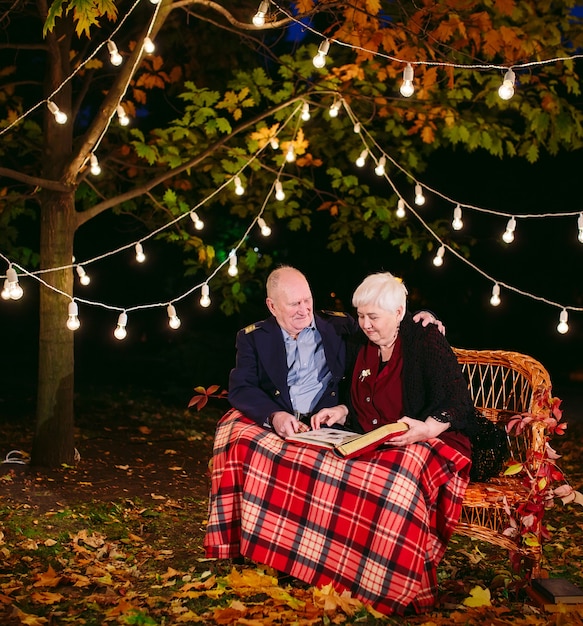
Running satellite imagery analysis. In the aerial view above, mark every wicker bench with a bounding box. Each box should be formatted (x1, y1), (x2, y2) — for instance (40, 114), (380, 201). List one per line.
(453, 348), (553, 577)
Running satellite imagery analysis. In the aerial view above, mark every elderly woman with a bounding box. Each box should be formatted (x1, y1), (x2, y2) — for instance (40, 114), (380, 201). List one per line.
(205, 272), (478, 616)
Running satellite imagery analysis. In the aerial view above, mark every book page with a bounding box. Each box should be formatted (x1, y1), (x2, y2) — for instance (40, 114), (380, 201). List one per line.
(286, 428), (361, 448)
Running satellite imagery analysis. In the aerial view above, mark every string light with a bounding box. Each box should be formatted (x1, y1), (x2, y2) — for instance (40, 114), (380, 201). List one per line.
(490, 283), (501, 306)
(2, 266), (23, 300)
(301, 102), (311, 121)
(396, 198), (406, 218)
(313, 39), (330, 69)
(274, 180), (285, 201)
(107, 40), (123, 66)
(557, 308), (569, 334)
(269, 137), (279, 150)
(143, 37), (155, 54)
(190, 210), (204, 230)
(149, 0), (161, 5)
(200, 283), (211, 308)
(258, 217), (272, 236)
(66, 301), (80, 331)
(135, 242), (146, 263)
(46, 100), (67, 125)
(234, 176), (245, 196)
(400, 63), (415, 97)
(578, 213), (583, 243)
(452, 205), (463, 230)
(117, 104), (130, 127)
(355, 149), (368, 167)
(167, 304), (181, 329)
(414, 183), (425, 206)
(502, 217), (516, 243)
(498, 68), (516, 100)
(89, 154), (101, 176)
(353, 122), (361, 134)
(252, 0), (269, 27)
(374, 156), (386, 176)
(432, 245), (445, 267)
(227, 251), (238, 277)
(328, 98), (341, 118)
(285, 143), (296, 162)
(114, 312), (128, 340)
(76, 265), (90, 286)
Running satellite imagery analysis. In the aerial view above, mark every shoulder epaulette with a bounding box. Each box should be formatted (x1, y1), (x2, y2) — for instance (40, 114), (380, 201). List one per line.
(244, 323), (259, 334)
(320, 310), (347, 317)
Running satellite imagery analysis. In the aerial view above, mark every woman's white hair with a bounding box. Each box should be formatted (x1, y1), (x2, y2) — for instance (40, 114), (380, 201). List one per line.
(352, 272), (408, 314)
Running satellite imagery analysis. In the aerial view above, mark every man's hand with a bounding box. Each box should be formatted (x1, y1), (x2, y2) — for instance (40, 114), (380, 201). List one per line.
(271, 411), (307, 438)
(413, 311), (445, 335)
(311, 405), (348, 430)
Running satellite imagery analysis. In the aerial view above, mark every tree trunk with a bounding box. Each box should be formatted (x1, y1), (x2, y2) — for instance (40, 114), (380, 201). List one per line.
(31, 190), (77, 467)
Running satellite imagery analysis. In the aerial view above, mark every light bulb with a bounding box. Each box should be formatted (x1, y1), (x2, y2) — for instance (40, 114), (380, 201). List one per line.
(490, 283), (501, 306)
(396, 198), (406, 218)
(143, 37), (155, 54)
(6, 266), (23, 300)
(329, 101), (340, 118)
(353, 122), (361, 134)
(301, 102), (310, 121)
(76, 265), (90, 285)
(578, 213), (583, 243)
(498, 68), (515, 101)
(200, 284), (211, 308)
(452, 205), (463, 230)
(149, 0), (160, 4)
(502, 217), (516, 244)
(107, 40), (123, 66)
(117, 104), (130, 126)
(114, 312), (128, 340)
(90, 154), (101, 176)
(355, 149), (368, 168)
(190, 210), (204, 230)
(258, 217), (271, 236)
(274, 180), (285, 201)
(414, 183), (425, 206)
(252, 0), (269, 26)
(557, 309), (569, 334)
(228, 253), (238, 277)
(66, 301), (80, 331)
(270, 137), (279, 150)
(135, 242), (146, 263)
(47, 100), (67, 124)
(432, 245), (445, 267)
(400, 63), (415, 97)
(285, 144), (295, 162)
(234, 176), (245, 196)
(167, 304), (181, 330)
(312, 39), (330, 69)
(374, 156), (386, 176)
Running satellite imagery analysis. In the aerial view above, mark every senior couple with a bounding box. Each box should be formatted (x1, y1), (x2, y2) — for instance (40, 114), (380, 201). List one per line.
(204, 265), (480, 616)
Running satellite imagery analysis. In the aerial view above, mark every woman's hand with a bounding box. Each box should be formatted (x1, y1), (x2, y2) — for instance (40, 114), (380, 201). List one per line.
(387, 415), (450, 445)
(310, 405), (348, 430)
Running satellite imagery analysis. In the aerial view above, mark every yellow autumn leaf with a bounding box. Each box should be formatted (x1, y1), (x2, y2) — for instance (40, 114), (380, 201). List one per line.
(9, 607), (48, 626)
(225, 566), (278, 589)
(462, 585), (491, 607)
(33, 565), (62, 588)
(30, 590), (64, 604)
(504, 463), (524, 476)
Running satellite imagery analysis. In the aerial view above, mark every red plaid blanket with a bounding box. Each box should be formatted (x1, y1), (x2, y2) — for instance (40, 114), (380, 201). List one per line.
(204, 409), (471, 616)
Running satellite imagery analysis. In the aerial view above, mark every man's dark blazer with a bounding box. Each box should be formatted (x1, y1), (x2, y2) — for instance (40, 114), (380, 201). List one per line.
(228, 311), (359, 427)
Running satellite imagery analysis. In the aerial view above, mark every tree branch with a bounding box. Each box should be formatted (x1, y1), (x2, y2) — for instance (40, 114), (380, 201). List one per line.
(0, 167), (71, 192)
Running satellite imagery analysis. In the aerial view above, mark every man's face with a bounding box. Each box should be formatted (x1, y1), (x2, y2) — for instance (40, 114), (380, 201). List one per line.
(266, 271), (314, 337)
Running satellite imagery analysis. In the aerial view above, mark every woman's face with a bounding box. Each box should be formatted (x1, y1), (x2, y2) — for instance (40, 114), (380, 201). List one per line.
(357, 304), (403, 348)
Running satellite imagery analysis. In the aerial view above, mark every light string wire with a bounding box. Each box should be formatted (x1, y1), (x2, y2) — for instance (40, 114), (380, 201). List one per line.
(269, 0), (583, 71)
(0, 0), (148, 138)
(1, 95), (581, 320)
(340, 99), (583, 314)
(0, 103), (305, 314)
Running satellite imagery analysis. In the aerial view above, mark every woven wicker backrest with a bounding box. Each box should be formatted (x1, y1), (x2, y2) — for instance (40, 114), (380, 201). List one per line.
(453, 348), (552, 463)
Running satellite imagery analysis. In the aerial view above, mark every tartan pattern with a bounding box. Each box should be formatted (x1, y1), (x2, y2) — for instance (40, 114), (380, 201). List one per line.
(204, 409), (471, 616)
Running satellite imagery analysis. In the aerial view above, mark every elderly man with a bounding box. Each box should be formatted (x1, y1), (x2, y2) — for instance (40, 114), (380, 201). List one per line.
(228, 265), (441, 438)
